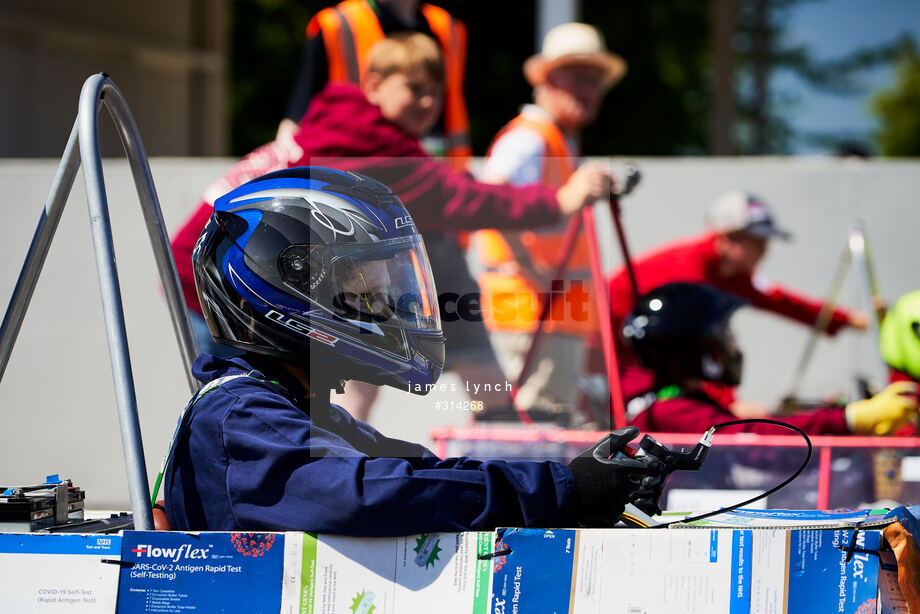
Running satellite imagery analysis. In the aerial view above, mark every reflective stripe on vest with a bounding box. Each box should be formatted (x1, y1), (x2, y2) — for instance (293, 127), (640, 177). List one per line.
(474, 111), (598, 335)
(502, 114), (576, 186)
(420, 3), (471, 166)
(307, 0), (471, 163)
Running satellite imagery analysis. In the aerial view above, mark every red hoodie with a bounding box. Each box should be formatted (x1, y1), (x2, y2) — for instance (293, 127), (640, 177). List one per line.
(601, 233), (853, 414)
(171, 84), (561, 314)
(610, 233), (852, 334)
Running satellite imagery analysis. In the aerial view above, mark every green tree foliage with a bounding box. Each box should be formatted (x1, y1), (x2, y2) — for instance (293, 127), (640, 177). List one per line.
(581, 1), (710, 155)
(871, 39), (920, 156)
(230, 0), (324, 154)
(228, 1), (915, 157)
(436, 0), (712, 155)
(733, 0), (910, 154)
(229, 0), (710, 156)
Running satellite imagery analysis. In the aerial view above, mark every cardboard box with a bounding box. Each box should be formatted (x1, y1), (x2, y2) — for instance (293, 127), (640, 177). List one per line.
(490, 525), (882, 614)
(280, 531), (492, 614)
(116, 530), (285, 613)
(0, 533), (121, 613)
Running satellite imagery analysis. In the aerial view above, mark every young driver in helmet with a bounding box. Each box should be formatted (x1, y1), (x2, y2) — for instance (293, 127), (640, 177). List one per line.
(171, 32), (610, 422)
(608, 192), (871, 420)
(622, 282), (919, 436)
(163, 167), (662, 535)
(172, 33), (609, 349)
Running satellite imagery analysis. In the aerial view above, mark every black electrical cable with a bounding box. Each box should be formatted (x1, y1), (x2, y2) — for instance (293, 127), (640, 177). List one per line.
(651, 418), (813, 528)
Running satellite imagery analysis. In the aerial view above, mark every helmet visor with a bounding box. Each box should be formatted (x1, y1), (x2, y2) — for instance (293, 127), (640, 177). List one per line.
(281, 235), (440, 332)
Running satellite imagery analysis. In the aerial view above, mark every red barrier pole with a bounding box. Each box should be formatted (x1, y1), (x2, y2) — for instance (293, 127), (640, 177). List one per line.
(582, 203), (628, 428)
(816, 446), (833, 510)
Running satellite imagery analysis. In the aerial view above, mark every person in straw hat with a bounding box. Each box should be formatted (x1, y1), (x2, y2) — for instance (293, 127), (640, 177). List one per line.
(469, 23), (625, 426)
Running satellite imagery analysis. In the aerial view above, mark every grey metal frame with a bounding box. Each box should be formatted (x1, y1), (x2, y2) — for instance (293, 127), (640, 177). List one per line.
(848, 223), (887, 384)
(0, 73), (200, 531)
(785, 222), (886, 401)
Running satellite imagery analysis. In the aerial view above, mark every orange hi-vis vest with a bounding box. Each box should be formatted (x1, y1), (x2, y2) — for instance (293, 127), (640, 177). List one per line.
(474, 111), (599, 336)
(307, 0), (472, 167)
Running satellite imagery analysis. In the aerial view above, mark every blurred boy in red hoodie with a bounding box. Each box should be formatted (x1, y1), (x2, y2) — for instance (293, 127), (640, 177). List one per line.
(171, 33), (610, 418)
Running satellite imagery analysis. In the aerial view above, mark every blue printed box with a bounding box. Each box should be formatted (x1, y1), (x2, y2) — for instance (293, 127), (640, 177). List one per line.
(490, 527), (879, 614)
(787, 529), (880, 614)
(491, 528), (749, 614)
(117, 530), (284, 613)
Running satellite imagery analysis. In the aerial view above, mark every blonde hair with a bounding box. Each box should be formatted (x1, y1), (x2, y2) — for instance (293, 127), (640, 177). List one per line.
(367, 32), (445, 84)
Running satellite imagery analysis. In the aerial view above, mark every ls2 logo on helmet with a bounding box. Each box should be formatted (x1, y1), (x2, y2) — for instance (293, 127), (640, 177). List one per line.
(266, 310), (338, 346)
(394, 215), (414, 230)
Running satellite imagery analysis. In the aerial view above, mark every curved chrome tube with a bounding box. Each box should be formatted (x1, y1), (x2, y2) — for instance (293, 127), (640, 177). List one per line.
(0, 73), (201, 530)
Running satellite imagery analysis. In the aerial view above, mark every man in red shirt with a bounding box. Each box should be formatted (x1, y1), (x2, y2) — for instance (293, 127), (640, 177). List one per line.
(602, 191), (869, 417)
(610, 190), (868, 349)
(591, 190), (868, 417)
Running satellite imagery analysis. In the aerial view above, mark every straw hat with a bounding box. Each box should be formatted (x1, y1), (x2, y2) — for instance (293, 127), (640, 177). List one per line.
(523, 23), (627, 89)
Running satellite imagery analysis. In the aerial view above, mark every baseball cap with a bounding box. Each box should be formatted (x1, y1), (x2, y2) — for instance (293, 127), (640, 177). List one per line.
(705, 191), (792, 240)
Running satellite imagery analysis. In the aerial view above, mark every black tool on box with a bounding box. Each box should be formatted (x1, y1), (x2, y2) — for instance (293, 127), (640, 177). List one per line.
(610, 419), (813, 528)
(0, 475), (85, 532)
(0, 475), (132, 534)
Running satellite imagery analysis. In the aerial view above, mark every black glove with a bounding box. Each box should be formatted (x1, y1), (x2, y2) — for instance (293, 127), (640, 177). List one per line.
(567, 426), (667, 526)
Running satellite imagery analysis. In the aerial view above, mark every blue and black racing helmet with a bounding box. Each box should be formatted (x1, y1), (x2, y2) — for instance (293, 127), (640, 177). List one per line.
(192, 167), (445, 393)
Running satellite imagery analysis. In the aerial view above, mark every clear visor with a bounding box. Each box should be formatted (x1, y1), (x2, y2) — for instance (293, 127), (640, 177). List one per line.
(281, 235), (440, 332)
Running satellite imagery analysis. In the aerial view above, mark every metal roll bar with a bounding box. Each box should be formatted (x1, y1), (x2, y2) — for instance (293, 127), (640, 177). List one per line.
(848, 222), (887, 383)
(784, 222), (886, 403)
(0, 73), (200, 530)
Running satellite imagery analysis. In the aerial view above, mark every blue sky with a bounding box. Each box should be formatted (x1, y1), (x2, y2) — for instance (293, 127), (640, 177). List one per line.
(775, 0), (920, 154)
